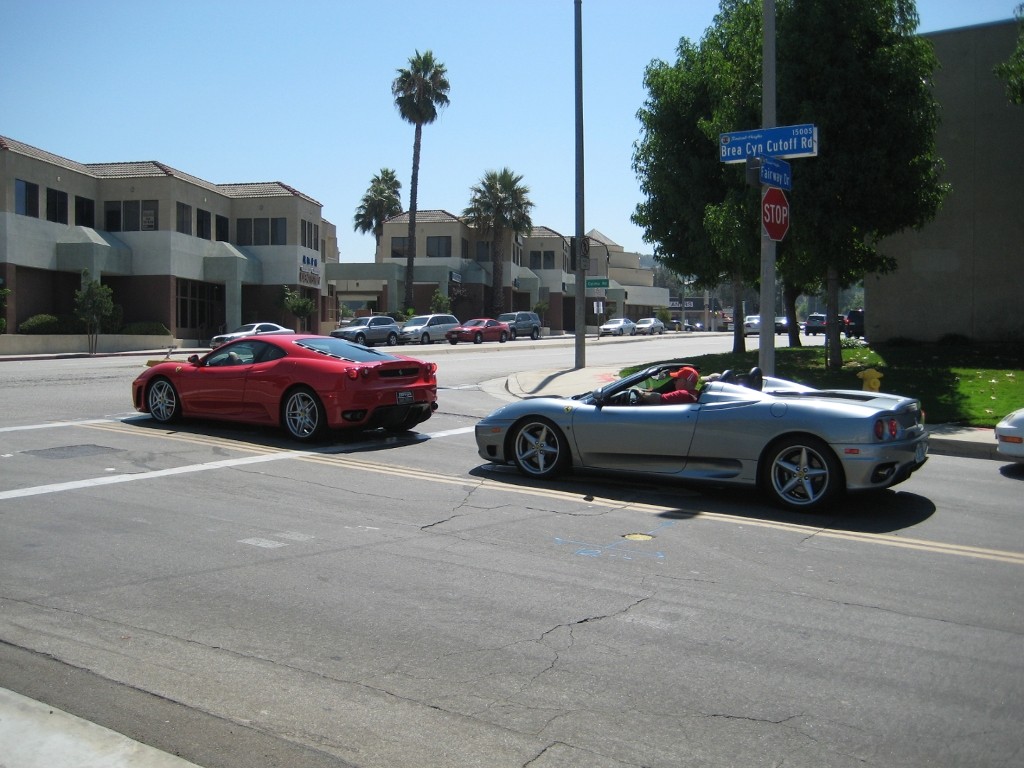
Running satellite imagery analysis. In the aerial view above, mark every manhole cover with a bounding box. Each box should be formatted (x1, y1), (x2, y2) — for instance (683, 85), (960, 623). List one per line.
(623, 533), (654, 541)
(25, 444), (124, 460)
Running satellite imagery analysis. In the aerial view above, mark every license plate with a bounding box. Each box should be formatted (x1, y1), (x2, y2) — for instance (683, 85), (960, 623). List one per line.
(915, 440), (928, 463)
(396, 390), (414, 405)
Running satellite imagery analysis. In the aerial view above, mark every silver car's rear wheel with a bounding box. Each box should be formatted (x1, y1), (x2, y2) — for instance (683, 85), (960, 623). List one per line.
(147, 378), (181, 423)
(282, 387), (325, 441)
(511, 418), (569, 480)
(762, 435), (842, 511)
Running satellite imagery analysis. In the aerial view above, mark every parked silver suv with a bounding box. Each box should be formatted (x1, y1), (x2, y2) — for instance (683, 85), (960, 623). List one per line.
(331, 315), (401, 346)
(399, 314), (461, 344)
(496, 311), (542, 340)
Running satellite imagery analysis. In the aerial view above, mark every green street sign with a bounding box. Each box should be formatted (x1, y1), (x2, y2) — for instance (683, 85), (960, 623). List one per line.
(585, 278), (609, 288)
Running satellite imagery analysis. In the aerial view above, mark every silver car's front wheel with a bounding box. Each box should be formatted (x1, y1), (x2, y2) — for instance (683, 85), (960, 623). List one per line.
(511, 418), (569, 480)
(282, 387), (324, 441)
(762, 436), (842, 511)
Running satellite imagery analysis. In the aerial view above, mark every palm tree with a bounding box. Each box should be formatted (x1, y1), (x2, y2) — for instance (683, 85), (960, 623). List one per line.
(462, 168), (534, 317)
(392, 50), (451, 311)
(353, 168), (402, 252)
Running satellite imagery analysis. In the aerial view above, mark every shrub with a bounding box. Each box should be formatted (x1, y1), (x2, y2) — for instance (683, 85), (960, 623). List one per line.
(121, 321), (172, 335)
(19, 314), (61, 334)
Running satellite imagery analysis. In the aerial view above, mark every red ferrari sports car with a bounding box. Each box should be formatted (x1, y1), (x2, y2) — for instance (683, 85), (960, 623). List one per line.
(132, 335), (438, 441)
(445, 318), (511, 345)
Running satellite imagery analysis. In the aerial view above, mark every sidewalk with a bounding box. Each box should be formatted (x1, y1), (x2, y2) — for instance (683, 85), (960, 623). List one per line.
(0, 687), (202, 768)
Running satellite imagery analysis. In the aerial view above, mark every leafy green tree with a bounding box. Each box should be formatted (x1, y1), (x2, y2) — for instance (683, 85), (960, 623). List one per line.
(634, 0), (947, 367)
(462, 168), (534, 317)
(392, 50), (451, 311)
(634, 0), (762, 354)
(778, 0), (947, 366)
(429, 288), (451, 314)
(0, 287), (10, 334)
(74, 271), (115, 354)
(996, 3), (1024, 105)
(281, 286), (316, 331)
(353, 168), (402, 250)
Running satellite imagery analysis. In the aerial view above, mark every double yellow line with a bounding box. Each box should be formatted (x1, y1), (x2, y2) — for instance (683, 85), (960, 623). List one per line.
(85, 421), (1024, 567)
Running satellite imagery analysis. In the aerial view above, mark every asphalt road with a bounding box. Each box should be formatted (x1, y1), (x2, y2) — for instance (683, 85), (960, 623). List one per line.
(1, 335), (1022, 768)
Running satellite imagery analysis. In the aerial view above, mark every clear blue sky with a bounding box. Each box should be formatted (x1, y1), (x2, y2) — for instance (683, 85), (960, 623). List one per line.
(1, 1), (1016, 261)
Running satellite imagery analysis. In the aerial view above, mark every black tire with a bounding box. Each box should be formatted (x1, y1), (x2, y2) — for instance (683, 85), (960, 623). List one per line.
(499, 332), (508, 343)
(282, 386), (325, 442)
(530, 327), (540, 340)
(420, 333), (431, 345)
(146, 377), (181, 423)
(510, 417), (570, 480)
(386, 332), (398, 346)
(449, 338), (458, 345)
(474, 332), (483, 344)
(509, 329), (517, 341)
(760, 435), (843, 512)
(354, 332), (367, 346)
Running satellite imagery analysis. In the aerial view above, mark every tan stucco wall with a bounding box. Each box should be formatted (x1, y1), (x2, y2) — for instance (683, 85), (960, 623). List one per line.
(870, 21), (1024, 342)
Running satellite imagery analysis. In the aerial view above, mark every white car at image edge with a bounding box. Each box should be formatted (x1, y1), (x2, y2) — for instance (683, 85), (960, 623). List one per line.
(210, 322), (294, 348)
(995, 408), (1024, 461)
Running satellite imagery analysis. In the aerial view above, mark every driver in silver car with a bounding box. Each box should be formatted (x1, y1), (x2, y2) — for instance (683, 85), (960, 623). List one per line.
(639, 366), (701, 405)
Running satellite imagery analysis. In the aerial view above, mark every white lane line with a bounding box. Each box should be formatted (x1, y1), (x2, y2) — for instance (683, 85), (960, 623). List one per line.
(0, 451), (310, 500)
(424, 426), (474, 439)
(0, 418), (120, 433)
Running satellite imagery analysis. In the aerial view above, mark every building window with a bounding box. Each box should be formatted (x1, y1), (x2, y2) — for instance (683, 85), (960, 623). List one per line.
(543, 250), (555, 269)
(475, 241), (490, 262)
(461, 238), (469, 259)
(123, 199), (141, 231)
(75, 196), (95, 228)
(104, 200), (121, 231)
(176, 202), (192, 235)
(271, 217), (286, 245)
(236, 218), (252, 245)
(426, 236), (451, 258)
(253, 217), (270, 245)
(391, 236), (408, 260)
(196, 209), (212, 240)
(215, 215), (229, 241)
(46, 188), (69, 224)
(141, 200), (158, 231)
(530, 250), (542, 270)
(176, 279), (222, 332)
(15, 179), (40, 218)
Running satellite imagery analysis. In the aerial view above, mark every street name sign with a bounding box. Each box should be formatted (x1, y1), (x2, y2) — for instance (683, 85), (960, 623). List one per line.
(762, 187), (790, 241)
(720, 123), (818, 164)
(586, 278), (609, 288)
(759, 155), (792, 191)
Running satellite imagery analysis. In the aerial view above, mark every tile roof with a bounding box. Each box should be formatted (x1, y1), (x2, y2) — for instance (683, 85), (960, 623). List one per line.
(0, 135), (321, 206)
(530, 226), (566, 239)
(386, 209), (463, 224)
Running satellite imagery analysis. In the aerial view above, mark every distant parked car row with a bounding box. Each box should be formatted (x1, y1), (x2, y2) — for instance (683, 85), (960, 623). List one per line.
(327, 311), (543, 347)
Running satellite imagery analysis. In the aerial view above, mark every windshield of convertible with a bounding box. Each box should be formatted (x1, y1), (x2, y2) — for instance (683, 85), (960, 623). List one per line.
(294, 336), (400, 363)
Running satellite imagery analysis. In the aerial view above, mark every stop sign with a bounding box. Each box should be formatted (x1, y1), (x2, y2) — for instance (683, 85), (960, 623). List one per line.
(762, 186), (790, 241)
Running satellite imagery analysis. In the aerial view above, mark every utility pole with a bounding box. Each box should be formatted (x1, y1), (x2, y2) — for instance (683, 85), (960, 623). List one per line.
(757, 0), (777, 375)
(573, 0), (586, 369)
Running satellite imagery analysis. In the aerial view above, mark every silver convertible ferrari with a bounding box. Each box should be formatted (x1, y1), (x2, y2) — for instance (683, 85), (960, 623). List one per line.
(475, 363), (929, 512)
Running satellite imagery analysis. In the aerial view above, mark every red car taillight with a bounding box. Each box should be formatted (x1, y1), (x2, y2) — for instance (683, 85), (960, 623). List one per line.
(873, 418), (900, 440)
(346, 367), (370, 380)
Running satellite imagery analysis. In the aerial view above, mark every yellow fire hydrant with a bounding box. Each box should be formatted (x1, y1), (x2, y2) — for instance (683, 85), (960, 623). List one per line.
(857, 368), (883, 392)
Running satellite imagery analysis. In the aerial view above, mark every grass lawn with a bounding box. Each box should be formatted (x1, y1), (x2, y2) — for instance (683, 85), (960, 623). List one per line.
(638, 339), (1023, 428)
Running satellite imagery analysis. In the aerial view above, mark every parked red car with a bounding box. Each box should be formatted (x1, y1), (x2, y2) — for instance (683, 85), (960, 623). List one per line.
(132, 335), (438, 441)
(445, 318), (511, 345)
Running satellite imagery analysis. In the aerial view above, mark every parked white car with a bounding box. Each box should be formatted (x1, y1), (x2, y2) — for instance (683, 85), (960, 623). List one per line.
(210, 322), (293, 348)
(635, 318), (666, 335)
(599, 318), (636, 336)
(995, 408), (1024, 461)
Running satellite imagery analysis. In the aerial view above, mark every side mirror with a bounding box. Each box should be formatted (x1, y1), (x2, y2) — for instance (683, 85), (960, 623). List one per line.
(188, 354), (200, 364)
